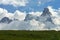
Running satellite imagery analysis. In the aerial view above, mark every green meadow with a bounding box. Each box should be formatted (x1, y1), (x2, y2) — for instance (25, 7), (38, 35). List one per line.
(0, 30), (60, 40)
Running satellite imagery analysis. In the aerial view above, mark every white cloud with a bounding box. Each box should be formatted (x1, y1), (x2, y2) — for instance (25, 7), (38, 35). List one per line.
(0, 20), (46, 30)
(0, 8), (44, 30)
(48, 6), (58, 17)
(53, 18), (60, 25)
(0, 8), (26, 21)
(0, 0), (55, 7)
(0, 0), (28, 6)
(14, 10), (26, 21)
(0, 8), (9, 20)
(37, 0), (54, 6)
(29, 19), (45, 30)
(48, 6), (60, 27)
(0, 8), (14, 20)
(0, 6), (60, 31)
(29, 12), (42, 16)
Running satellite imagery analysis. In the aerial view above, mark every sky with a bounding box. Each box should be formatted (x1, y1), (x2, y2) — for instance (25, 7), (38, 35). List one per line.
(0, 0), (60, 30)
(0, 0), (60, 13)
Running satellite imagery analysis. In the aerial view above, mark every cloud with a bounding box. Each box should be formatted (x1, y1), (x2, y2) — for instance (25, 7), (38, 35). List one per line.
(0, 19), (46, 30)
(0, 0), (55, 7)
(29, 12), (42, 16)
(53, 18), (60, 25)
(0, 6), (60, 31)
(48, 6), (58, 17)
(0, 8), (26, 21)
(29, 19), (45, 30)
(1, 21), (31, 30)
(0, 0), (28, 6)
(37, 0), (54, 6)
(0, 8), (9, 20)
(0, 8), (44, 30)
(14, 10), (26, 21)
(0, 8), (14, 20)
(47, 6), (60, 31)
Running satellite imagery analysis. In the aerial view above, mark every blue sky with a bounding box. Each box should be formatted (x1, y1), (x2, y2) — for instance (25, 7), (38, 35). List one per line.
(0, 0), (60, 13)
(0, 0), (60, 30)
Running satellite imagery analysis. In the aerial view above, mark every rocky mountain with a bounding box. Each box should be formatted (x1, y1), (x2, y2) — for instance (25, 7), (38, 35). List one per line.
(39, 8), (55, 29)
(0, 17), (12, 24)
(0, 8), (58, 30)
(38, 8), (53, 23)
(24, 8), (56, 29)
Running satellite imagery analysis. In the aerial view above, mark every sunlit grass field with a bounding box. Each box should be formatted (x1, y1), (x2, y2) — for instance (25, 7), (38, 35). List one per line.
(0, 30), (60, 40)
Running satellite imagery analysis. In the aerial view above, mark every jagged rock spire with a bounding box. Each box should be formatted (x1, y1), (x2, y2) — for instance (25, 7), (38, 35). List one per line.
(41, 8), (52, 16)
(0, 17), (12, 24)
(41, 8), (54, 24)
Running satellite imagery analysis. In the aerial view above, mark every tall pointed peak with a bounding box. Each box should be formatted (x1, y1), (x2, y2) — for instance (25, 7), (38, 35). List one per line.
(44, 8), (49, 12)
(24, 14), (33, 21)
(41, 8), (52, 16)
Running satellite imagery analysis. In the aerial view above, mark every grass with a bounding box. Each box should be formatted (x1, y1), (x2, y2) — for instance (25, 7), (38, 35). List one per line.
(0, 30), (60, 40)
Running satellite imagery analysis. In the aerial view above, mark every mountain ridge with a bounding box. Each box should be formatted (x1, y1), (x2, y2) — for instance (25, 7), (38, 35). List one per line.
(0, 7), (59, 30)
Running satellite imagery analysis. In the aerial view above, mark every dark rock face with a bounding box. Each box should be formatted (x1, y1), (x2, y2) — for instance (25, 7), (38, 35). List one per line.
(24, 8), (53, 23)
(46, 17), (52, 22)
(41, 8), (52, 16)
(0, 8), (53, 24)
(24, 14), (39, 21)
(24, 14), (32, 21)
(0, 17), (12, 24)
(41, 8), (53, 22)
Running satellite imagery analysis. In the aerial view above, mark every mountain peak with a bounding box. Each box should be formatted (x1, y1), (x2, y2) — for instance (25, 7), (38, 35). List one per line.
(24, 14), (33, 21)
(40, 8), (54, 23)
(0, 17), (12, 24)
(41, 8), (52, 16)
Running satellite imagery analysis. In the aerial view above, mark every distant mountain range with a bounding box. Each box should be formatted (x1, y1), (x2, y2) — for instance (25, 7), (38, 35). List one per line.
(0, 8), (59, 30)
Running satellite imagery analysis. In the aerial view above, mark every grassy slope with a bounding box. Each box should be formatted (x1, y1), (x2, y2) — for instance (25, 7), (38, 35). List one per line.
(0, 30), (60, 40)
